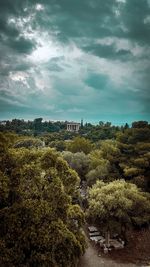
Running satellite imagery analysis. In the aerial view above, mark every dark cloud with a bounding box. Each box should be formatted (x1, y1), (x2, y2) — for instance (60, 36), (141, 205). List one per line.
(33, 0), (150, 46)
(0, 43), (33, 78)
(0, 0), (150, 121)
(9, 36), (36, 54)
(120, 0), (150, 44)
(0, 0), (36, 54)
(1, 0), (150, 54)
(35, 0), (117, 41)
(0, 19), (19, 39)
(85, 73), (108, 90)
(83, 43), (132, 60)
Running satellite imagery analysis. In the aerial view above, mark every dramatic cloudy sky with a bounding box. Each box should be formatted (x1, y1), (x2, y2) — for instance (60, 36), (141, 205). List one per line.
(0, 0), (150, 124)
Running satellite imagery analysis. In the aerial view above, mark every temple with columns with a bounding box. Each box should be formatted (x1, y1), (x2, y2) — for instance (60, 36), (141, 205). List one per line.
(66, 121), (81, 132)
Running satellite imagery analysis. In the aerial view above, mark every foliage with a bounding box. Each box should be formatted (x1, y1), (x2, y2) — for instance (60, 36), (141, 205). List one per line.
(0, 135), (86, 267)
(117, 123), (150, 191)
(49, 140), (66, 151)
(67, 137), (93, 154)
(14, 138), (44, 148)
(87, 180), (150, 237)
(85, 140), (121, 186)
(80, 121), (120, 141)
(86, 159), (111, 186)
(62, 151), (90, 180)
(0, 119), (66, 135)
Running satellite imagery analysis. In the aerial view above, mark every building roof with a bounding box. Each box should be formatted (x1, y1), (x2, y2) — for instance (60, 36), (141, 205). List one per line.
(67, 121), (80, 125)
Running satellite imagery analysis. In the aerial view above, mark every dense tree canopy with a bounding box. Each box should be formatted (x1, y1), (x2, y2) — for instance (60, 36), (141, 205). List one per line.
(0, 135), (86, 267)
(67, 137), (93, 154)
(62, 151), (90, 180)
(1, 120), (150, 263)
(117, 123), (150, 191)
(87, 180), (150, 241)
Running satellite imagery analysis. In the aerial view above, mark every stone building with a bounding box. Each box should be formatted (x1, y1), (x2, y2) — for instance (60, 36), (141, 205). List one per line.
(66, 122), (80, 132)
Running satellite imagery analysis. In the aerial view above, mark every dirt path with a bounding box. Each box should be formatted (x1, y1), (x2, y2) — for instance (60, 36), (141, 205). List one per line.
(78, 240), (138, 267)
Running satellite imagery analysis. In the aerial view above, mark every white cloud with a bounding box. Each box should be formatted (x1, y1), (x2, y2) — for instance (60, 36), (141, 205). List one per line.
(9, 71), (30, 88)
(116, 0), (126, 3)
(9, 71), (28, 82)
(144, 15), (150, 24)
(35, 4), (44, 11)
(29, 44), (60, 62)
(96, 37), (147, 57)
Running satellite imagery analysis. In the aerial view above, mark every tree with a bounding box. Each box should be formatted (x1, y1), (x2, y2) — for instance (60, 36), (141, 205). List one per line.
(86, 141), (121, 186)
(117, 123), (150, 191)
(87, 180), (150, 246)
(33, 118), (43, 129)
(86, 159), (110, 186)
(67, 137), (93, 154)
(99, 140), (120, 162)
(124, 123), (129, 129)
(0, 139), (86, 267)
(132, 121), (148, 128)
(14, 138), (44, 148)
(49, 140), (66, 151)
(62, 151), (90, 180)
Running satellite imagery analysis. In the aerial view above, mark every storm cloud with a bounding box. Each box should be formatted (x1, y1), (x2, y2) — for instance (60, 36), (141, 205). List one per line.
(0, 0), (150, 123)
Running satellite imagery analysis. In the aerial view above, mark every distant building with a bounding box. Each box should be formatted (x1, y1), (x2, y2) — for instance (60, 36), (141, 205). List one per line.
(66, 122), (80, 132)
(0, 121), (7, 125)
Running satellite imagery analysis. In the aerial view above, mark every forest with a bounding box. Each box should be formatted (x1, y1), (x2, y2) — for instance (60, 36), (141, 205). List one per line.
(0, 120), (150, 266)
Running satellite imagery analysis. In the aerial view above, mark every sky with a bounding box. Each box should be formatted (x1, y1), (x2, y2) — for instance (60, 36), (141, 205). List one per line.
(0, 0), (150, 125)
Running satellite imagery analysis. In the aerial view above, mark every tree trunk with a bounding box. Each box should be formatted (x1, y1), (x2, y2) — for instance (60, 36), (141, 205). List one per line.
(121, 225), (127, 245)
(105, 230), (110, 247)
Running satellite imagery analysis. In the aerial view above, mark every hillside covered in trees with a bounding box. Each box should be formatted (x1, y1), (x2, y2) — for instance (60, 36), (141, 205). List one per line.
(0, 120), (150, 266)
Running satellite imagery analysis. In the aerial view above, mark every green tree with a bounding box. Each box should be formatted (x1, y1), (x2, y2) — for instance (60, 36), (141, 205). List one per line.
(132, 121), (148, 128)
(62, 151), (90, 180)
(87, 180), (150, 246)
(86, 141), (121, 186)
(86, 159), (110, 186)
(117, 122), (150, 191)
(0, 139), (86, 267)
(99, 140), (120, 162)
(14, 138), (44, 149)
(49, 140), (66, 151)
(67, 137), (93, 154)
